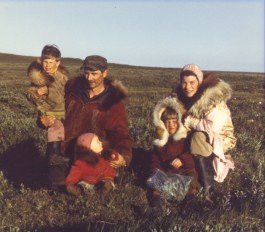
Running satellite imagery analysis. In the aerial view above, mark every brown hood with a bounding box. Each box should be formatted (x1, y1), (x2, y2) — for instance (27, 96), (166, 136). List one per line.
(27, 60), (69, 86)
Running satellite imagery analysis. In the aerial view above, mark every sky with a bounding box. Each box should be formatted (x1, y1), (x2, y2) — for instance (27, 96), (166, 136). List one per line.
(0, 0), (264, 72)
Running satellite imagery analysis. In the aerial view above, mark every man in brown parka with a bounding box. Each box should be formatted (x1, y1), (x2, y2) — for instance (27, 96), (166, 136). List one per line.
(41, 55), (132, 185)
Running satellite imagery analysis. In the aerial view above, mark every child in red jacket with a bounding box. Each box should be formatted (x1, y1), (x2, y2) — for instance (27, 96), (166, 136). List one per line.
(149, 97), (200, 206)
(65, 133), (117, 196)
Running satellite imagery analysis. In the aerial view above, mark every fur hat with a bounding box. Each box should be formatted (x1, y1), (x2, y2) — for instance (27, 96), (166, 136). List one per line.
(181, 64), (203, 84)
(76, 133), (95, 150)
(81, 55), (107, 72)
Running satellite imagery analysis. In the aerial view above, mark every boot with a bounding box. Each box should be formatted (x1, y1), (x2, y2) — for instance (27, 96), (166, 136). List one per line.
(194, 155), (214, 202)
(96, 180), (114, 200)
(46, 141), (69, 190)
(100, 180), (114, 197)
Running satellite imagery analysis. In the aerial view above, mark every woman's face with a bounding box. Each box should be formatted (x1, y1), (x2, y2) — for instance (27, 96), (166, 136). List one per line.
(181, 75), (200, 97)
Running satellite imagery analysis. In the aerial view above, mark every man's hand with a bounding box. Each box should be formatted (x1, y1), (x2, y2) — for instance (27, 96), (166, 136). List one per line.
(171, 158), (183, 169)
(110, 153), (126, 168)
(40, 115), (55, 128)
(37, 86), (48, 96)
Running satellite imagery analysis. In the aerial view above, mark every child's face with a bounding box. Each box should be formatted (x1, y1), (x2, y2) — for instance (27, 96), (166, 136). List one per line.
(90, 135), (103, 154)
(41, 58), (60, 74)
(164, 118), (179, 135)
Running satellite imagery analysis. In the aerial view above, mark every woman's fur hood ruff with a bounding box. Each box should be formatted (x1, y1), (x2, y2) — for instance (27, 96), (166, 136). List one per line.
(27, 60), (69, 86)
(153, 97), (188, 147)
(173, 74), (232, 118)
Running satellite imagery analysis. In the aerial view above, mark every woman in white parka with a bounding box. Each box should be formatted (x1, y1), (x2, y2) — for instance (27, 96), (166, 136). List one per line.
(171, 64), (236, 200)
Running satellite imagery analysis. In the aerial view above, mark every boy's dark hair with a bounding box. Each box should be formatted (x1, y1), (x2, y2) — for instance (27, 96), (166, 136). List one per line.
(161, 107), (178, 122)
(41, 44), (61, 61)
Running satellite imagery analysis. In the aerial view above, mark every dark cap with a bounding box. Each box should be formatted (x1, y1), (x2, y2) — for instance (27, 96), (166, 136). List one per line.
(81, 55), (108, 72)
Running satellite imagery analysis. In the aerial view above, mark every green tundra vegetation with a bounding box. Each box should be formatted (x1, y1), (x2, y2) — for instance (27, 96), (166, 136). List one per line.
(0, 53), (264, 231)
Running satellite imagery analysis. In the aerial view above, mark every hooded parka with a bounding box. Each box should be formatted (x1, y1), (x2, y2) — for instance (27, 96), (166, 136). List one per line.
(151, 97), (200, 194)
(173, 73), (236, 182)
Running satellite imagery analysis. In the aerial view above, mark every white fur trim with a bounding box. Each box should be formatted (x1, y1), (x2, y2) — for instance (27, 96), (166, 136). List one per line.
(153, 97), (187, 146)
(188, 80), (232, 118)
(172, 124), (187, 141)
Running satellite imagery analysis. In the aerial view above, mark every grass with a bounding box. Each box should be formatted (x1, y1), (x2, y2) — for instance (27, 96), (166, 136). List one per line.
(0, 53), (264, 231)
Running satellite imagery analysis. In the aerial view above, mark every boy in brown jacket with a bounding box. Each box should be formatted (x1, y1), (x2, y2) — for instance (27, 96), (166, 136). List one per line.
(149, 97), (200, 207)
(25, 44), (69, 188)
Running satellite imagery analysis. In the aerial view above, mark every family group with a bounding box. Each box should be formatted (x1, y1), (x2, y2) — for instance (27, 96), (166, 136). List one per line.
(25, 44), (236, 207)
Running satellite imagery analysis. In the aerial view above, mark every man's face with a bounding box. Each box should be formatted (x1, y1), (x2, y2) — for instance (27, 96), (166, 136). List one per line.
(41, 58), (60, 74)
(84, 69), (107, 89)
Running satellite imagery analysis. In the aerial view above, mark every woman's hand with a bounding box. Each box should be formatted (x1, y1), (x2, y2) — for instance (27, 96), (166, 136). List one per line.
(171, 158), (183, 169)
(110, 153), (126, 168)
(40, 115), (55, 128)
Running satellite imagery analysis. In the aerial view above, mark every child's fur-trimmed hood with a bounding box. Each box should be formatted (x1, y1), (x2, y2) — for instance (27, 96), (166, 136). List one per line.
(153, 97), (188, 147)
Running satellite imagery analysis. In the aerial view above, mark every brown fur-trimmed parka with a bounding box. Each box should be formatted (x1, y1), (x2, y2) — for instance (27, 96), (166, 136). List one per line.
(62, 76), (132, 164)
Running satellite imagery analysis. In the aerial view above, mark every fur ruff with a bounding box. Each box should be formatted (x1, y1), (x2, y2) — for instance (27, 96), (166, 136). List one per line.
(172, 74), (232, 119)
(27, 60), (69, 86)
(110, 78), (128, 96)
(67, 76), (128, 110)
(153, 97), (187, 147)
(188, 80), (232, 118)
(100, 78), (128, 110)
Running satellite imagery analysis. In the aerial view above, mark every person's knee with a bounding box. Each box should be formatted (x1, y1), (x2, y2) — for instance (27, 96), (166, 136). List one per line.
(190, 131), (212, 157)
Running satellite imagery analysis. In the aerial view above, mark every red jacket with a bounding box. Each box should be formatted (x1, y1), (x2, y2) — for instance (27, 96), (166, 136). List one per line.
(62, 77), (132, 164)
(65, 158), (116, 185)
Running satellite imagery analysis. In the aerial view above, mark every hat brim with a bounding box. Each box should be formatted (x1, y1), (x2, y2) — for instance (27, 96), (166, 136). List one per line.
(80, 65), (99, 71)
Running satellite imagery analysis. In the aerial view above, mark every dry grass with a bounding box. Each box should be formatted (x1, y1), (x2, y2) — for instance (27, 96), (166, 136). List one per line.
(0, 53), (264, 231)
